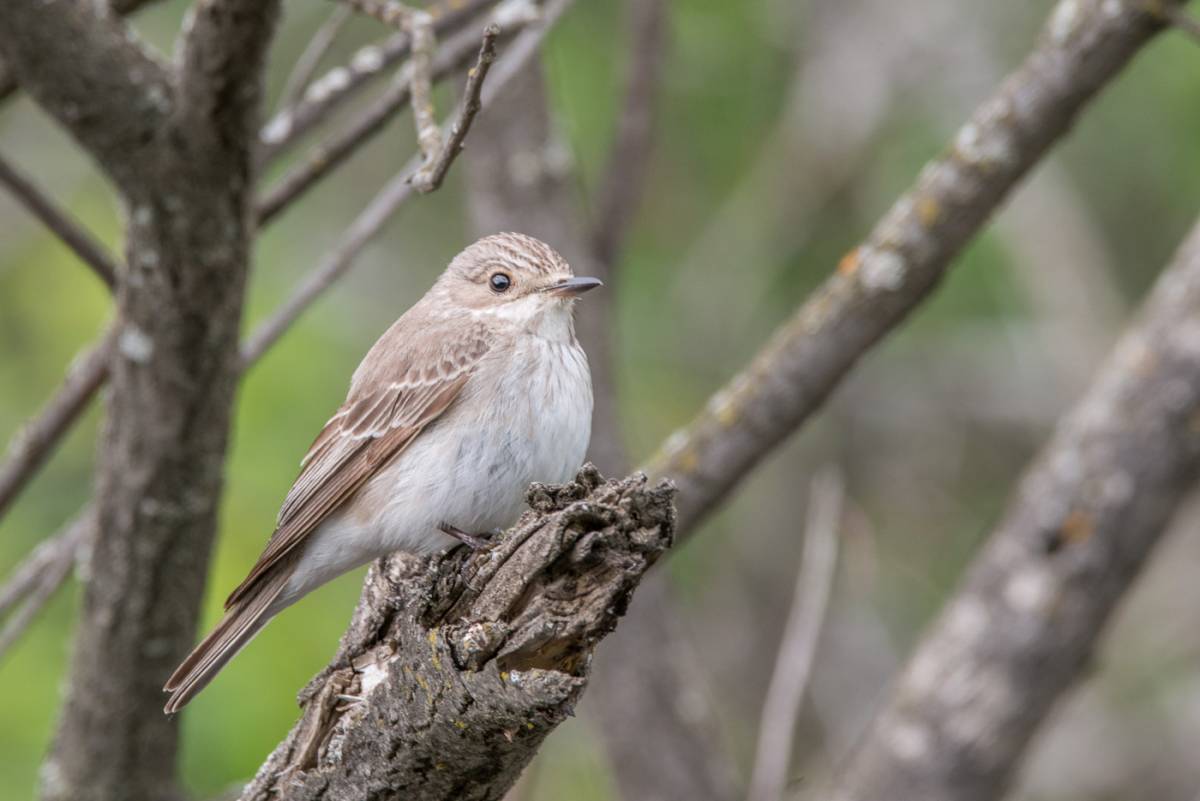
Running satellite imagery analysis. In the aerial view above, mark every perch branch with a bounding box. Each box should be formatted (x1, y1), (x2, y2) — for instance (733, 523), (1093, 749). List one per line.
(828, 213), (1200, 801)
(239, 468), (675, 801)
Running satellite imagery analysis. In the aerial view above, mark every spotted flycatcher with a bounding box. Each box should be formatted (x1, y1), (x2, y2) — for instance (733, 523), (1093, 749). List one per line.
(164, 233), (599, 712)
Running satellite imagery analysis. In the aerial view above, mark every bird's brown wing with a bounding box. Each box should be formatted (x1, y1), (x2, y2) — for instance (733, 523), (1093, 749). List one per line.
(224, 320), (491, 608)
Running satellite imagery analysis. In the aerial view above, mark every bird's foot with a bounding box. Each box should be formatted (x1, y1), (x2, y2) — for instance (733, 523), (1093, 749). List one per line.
(439, 523), (499, 550)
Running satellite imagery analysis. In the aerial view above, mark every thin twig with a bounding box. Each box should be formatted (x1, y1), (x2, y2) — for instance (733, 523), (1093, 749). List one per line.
(242, 155), (420, 365)
(0, 515), (88, 663)
(256, 18), (509, 224)
(411, 24), (499, 193)
(0, 153), (118, 288)
(747, 466), (843, 801)
(1162, 3), (1200, 44)
(278, 5), (353, 111)
(260, 0), (498, 161)
(248, 2), (572, 358)
(0, 329), (113, 523)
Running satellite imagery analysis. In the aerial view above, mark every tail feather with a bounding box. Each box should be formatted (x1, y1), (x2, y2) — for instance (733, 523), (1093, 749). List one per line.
(163, 566), (291, 713)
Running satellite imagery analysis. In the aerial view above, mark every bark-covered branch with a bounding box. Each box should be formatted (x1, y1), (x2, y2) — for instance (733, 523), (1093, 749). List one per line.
(829, 214), (1200, 801)
(239, 467), (675, 801)
(645, 0), (1181, 540)
(0, 0), (171, 193)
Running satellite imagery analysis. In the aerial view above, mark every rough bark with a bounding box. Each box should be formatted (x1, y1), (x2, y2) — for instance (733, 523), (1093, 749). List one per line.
(239, 467), (675, 801)
(829, 215), (1200, 801)
(645, 0), (1181, 539)
(0, 2), (284, 800)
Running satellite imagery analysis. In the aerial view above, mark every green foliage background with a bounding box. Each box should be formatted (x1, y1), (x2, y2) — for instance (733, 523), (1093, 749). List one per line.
(2, 1), (1200, 798)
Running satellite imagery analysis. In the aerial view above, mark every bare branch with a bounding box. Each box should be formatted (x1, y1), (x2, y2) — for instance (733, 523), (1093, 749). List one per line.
(0, 331), (112, 523)
(278, 5), (354, 112)
(260, 0), (498, 161)
(256, 18), (508, 224)
(829, 214), (1200, 801)
(242, 153), (419, 365)
(0, 516), (88, 663)
(0, 0), (172, 193)
(644, 0), (1180, 541)
(411, 25), (500, 193)
(239, 468), (674, 801)
(0, 153), (118, 289)
(589, 0), (667, 266)
(747, 467), (843, 801)
(409, 10), (444, 165)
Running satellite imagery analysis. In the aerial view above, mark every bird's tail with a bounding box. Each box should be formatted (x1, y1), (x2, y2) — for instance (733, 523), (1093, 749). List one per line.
(163, 565), (292, 714)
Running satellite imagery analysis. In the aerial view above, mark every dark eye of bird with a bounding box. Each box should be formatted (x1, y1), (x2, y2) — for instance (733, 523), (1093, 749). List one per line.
(489, 272), (512, 293)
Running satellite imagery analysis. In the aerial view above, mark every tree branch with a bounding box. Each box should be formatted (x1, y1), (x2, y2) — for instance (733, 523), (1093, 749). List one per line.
(260, 0), (499, 161)
(644, 0), (1180, 540)
(257, 11), (526, 225)
(278, 5), (354, 112)
(239, 468), (675, 801)
(411, 25), (499, 193)
(0, 515), (89, 663)
(0, 153), (118, 289)
(747, 467), (843, 801)
(828, 213), (1200, 801)
(0, 331), (113, 523)
(0, 0), (172, 193)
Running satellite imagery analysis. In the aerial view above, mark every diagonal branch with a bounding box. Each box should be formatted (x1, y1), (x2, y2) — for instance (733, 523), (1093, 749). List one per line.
(644, 0), (1181, 542)
(256, 18), (511, 224)
(0, 153), (119, 289)
(278, 5), (354, 112)
(410, 25), (499, 193)
(260, 0), (499, 161)
(0, 330), (113, 523)
(0, 515), (89, 663)
(239, 468), (675, 801)
(828, 213), (1200, 801)
(0, 0), (172, 193)
(747, 467), (843, 801)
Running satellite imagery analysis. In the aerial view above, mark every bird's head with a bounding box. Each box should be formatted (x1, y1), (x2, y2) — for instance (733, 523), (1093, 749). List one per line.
(435, 233), (601, 336)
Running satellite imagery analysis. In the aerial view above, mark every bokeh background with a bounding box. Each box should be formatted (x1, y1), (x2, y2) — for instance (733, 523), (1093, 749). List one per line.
(4, 0), (1200, 798)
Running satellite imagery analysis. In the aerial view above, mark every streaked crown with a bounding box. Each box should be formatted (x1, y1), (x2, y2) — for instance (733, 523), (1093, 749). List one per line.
(447, 232), (572, 283)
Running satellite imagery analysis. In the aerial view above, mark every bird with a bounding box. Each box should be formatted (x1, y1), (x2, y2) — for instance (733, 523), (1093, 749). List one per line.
(163, 232), (600, 713)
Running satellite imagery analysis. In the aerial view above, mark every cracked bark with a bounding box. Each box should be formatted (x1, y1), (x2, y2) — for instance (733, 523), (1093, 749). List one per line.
(239, 468), (675, 801)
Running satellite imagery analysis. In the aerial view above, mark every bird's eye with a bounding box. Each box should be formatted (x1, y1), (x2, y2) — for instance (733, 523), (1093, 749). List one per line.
(489, 272), (512, 293)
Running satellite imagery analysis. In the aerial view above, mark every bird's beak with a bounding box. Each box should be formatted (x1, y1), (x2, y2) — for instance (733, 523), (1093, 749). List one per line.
(544, 276), (603, 297)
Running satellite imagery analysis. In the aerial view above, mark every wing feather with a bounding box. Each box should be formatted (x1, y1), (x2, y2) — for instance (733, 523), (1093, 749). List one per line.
(225, 321), (489, 608)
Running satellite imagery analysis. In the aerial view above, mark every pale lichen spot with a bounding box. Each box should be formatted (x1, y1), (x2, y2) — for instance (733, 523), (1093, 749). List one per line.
(351, 45), (385, 74)
(946, 596), (989, 641)
(1003, 566), (1056, 615)
(1048, 0), (1084, 44)
(858, 246), (907, 292)
(119, 324), (154, 363)
(261, 113), (293, 146)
